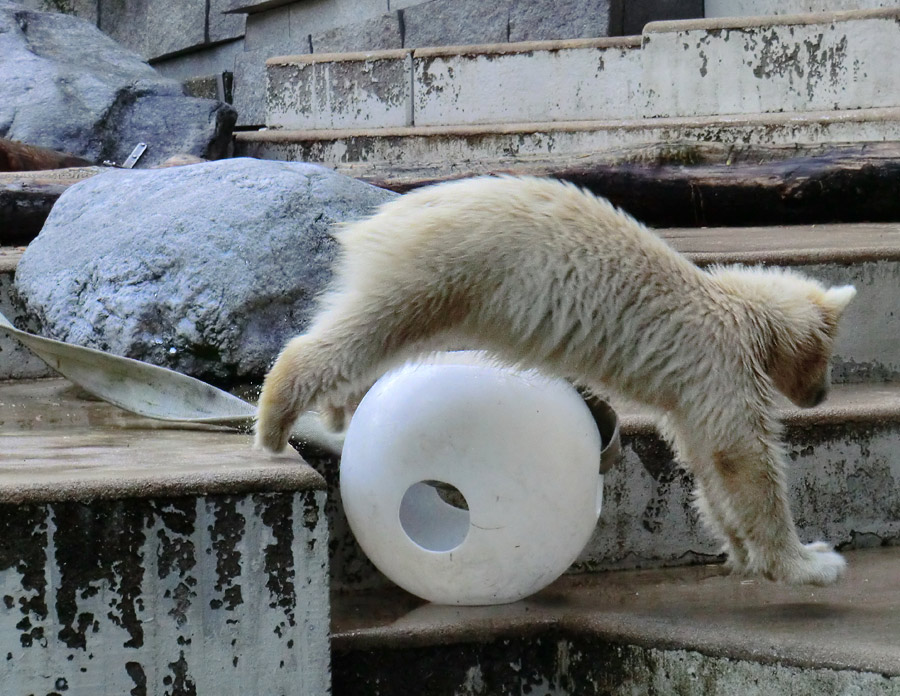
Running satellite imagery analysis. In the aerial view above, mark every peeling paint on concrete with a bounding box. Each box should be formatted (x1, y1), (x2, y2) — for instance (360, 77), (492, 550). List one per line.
(412, 44), (642, 127)
(642, 12), (900, 118)
(0, 491), (330, 695)
(267, 52), (413, 130)
(235, 108), (900, 185)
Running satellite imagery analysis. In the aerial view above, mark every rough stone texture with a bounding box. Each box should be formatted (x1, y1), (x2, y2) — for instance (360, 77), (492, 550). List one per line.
(402, 0), (511, 47)
(0, 490), (330, 695)
(209, 0), (246, 43)
(243, 3), (292, 52)
(11, 0), (97, 22)
(508, 0), (613, 42)
(233, 48), (273, 126)
(0, 3), (236, 167)
(14, 158), (398, 384)
(152, 38), (243, 83)
(99, 0), (206, 60)
(288, 0), (388, 37)
(183, 74), (221, 100)
(310, 11), (402, 54)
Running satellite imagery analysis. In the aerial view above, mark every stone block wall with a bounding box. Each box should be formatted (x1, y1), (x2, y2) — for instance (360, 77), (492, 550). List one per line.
(14, 0), (245, 62)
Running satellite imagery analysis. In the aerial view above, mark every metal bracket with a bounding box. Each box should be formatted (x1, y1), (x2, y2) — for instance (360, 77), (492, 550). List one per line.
(102, 142), (147, 169)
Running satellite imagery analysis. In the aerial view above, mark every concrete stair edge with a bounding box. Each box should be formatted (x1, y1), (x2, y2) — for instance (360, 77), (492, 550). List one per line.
(262, 8), (900, 131)
(329, 548), (900, 694)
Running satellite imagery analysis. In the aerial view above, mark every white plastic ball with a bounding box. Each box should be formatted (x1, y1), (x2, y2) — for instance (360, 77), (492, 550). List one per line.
(340, 352), (605, 605)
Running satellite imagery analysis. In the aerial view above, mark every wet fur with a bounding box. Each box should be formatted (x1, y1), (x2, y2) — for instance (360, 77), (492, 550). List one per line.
(255, 176), (856, 585)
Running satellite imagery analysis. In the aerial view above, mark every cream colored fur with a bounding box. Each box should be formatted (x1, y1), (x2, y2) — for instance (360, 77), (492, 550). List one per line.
(255, 176), (856, 585)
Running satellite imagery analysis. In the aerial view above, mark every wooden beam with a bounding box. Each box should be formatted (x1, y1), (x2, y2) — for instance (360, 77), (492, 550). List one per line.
(370, 141), (900, 227)
(0, 138), (91, 172)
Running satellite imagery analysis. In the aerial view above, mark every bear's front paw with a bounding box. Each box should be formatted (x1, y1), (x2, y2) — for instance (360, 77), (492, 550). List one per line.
(773, 542), (846, 585)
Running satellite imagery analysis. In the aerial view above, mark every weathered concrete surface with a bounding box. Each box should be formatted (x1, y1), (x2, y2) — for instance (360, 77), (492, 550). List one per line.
(259, 9), (900, 132)
(337, 640), (900, 696)
(0, 249), (50, 380)
(13, 158), (397, 385)
(267, 50), (413, 130)
(705, 0), (899, 18)
(0, 491), (330, 695)
(642, 9), (900, 118)
(413, 39), (642, 127)
(0, 380), (326, 502)
(331, 548), (900, 694)
(235, 107), (900, 181)
(0, 380), (330, 695)
(265, 38), (642, 130)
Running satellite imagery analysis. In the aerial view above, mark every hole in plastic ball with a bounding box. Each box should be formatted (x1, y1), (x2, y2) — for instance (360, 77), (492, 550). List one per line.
(399, 481), (470, 552)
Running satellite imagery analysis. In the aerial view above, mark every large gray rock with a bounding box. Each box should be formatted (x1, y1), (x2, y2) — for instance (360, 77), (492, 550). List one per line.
(0, 2), (235, 166)
(15, 158), (398, 384)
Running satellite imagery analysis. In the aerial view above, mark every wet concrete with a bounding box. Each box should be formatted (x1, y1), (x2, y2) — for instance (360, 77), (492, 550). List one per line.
(0, 379), (331, 694)
(333, 547), (900, 678)
(0, 380), (324, 504)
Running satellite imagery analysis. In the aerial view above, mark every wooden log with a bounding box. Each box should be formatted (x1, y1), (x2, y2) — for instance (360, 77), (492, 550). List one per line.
(0, 167), (104, 245)
(0, 138), (91, 172)
(370, 141), (900, 228)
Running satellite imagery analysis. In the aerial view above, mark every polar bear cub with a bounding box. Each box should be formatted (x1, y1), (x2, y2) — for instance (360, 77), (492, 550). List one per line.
(255, 176), (856, 586)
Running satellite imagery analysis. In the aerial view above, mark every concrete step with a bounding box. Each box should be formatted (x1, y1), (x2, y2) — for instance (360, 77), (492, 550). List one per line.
(265, 37), (643, 130)
(235, 109), (900, 182)
(260, 9), (900, 131)
(0, 379), (331, 695)
(330, 546), (900, 695)
(642, 9), (900, 119)
(0, 247), (51, 380)
(705, 0), (899, 20)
